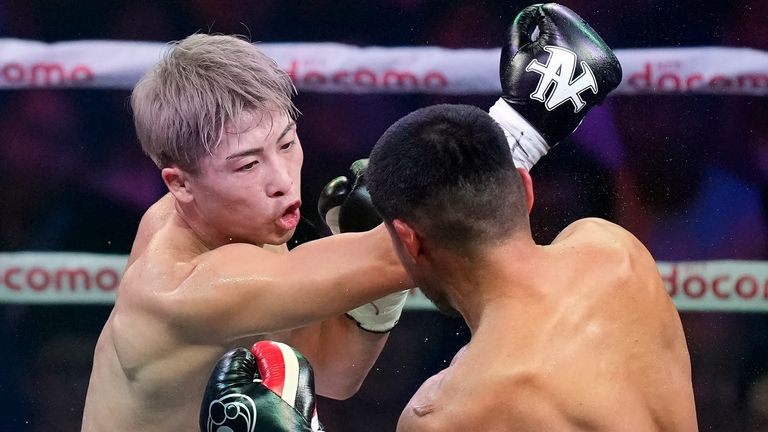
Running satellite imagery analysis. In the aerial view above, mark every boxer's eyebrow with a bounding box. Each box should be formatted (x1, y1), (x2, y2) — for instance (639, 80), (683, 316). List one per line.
(226, 147), (263, 160)
(277, 121), (296, 141)
(226, 122), (296, 160)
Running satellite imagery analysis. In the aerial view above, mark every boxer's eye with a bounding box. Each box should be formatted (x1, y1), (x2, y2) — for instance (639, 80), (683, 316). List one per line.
(239, 161), (259, 171)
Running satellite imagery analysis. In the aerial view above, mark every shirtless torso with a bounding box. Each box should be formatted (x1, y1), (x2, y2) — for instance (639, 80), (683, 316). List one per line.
(398, 218), (698, 432)
(82, 194), (406, 432)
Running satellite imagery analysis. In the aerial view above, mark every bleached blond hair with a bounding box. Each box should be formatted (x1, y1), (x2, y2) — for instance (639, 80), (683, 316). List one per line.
(131, 33), (298, 173)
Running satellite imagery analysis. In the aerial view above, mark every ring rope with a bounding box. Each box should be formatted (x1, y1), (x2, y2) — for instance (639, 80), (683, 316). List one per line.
(0, 39), (765, 95)
(1, 252), (767, 312)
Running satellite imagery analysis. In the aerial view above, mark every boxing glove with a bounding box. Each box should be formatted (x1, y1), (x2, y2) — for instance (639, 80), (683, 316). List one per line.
(318, 158), (381, 235)
(489, 3), (622, 169)
(200, 341), (323, 432)
(318, 159), (408, 333)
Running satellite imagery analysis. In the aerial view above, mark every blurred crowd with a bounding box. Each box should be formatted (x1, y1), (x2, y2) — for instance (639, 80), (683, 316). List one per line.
(0, 1), (767, 431)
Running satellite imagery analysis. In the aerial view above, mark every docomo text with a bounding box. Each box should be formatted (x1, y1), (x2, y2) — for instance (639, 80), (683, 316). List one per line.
(663, 264), (768, 301)
(284, 60), (449, 91)
(2, 266), (119, 293)
(1, 62), (95, 86)
(628, 62), (768, 93)
(0, 60), (450, 91)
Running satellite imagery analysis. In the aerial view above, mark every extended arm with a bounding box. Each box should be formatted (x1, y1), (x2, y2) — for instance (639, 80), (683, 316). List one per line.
(166, 224), (411, 344)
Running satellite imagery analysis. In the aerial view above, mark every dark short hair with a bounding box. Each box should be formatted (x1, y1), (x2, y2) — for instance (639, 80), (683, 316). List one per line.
(367, 104), (529, 252)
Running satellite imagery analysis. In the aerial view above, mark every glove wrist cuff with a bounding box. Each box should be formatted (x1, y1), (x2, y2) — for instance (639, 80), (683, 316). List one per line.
(488, 98), (549, 170)
(324, 206), (342, 235)
(346, 290), (409, 333)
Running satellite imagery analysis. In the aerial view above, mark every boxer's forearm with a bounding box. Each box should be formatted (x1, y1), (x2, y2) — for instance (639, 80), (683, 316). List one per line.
(281, 316), (388, 400)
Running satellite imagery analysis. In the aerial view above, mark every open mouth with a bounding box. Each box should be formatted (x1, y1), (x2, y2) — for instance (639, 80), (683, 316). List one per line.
(277, 201), (301, 231)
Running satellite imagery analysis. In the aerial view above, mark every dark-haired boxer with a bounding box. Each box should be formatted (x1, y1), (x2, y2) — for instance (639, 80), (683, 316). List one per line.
(364, 5), (697, 431)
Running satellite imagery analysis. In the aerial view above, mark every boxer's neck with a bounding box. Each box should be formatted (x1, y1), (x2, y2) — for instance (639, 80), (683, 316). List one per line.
(171, 200), (263, 252)
(430, 235), (546, 333)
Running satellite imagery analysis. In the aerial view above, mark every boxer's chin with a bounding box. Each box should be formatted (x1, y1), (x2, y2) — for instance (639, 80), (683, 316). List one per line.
(266, 227), (297, 246)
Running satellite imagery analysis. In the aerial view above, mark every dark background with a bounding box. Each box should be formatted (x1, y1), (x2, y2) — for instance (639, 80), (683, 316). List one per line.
(1, 1), (767, 431)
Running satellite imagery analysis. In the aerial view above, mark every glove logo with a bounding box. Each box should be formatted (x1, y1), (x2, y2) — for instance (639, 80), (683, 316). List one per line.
(525, 46), (598, 113)
(206, 394), (257, 432)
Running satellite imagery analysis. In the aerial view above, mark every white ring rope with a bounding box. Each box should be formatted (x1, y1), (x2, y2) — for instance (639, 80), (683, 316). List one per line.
(1, 252), (767, 312)
(0, 39), (766, 95)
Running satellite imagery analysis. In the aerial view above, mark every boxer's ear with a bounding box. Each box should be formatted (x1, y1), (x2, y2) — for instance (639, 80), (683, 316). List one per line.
(163, 166), (194, 204)
(392, 219), (421, 261)
(517, 167), (534, 214)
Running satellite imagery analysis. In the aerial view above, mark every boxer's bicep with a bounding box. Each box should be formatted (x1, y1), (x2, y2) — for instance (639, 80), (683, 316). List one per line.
(270, 225), (410, 324)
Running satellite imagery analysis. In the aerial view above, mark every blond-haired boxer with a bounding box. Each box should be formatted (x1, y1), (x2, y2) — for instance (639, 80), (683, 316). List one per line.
(81, 34), (411, 432)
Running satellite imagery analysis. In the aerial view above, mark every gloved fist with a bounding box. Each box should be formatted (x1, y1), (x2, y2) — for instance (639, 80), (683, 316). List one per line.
(318, 159), (381, 235)
(200, 341), (323, 432)
(489, 3), (622, 169)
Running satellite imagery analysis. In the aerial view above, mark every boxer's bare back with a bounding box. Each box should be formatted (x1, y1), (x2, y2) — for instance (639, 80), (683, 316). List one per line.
(398, 219), (698, 432)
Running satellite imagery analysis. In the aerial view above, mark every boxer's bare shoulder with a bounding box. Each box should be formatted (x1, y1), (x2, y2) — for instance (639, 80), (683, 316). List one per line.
(398, 344), (571, 432)
(549, 217), (660, 289)
(552, 217), (648, 259)
(401, 337), (670, 432)
(126, 193), (175, 267)
(398, 357), (457, 431)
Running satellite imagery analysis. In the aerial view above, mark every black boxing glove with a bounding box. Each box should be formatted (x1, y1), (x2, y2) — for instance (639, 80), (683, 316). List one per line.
(318, 159), (381, 234)
(489, 3), (622, 169)
(200, 341), (323, 432)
